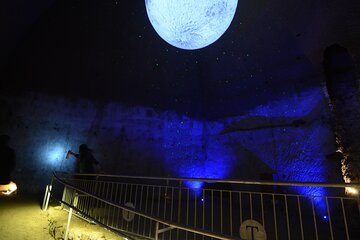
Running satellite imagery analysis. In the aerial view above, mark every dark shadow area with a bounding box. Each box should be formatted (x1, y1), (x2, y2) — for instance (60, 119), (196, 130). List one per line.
(3, 0), (359, 119)
(0, 135), (16, 185)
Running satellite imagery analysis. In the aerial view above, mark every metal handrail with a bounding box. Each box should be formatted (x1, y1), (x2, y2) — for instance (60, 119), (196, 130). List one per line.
(56, 171), (360, 188)
(49, 171), (360, 240)
(53, 197), (137, 240)
(51, 172), (239, 240)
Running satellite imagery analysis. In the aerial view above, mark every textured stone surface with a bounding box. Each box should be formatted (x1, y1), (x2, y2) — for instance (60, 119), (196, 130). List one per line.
(0, 89), (341, 196)
(323, 44), (360, 189)
(145, 0), (238, 49)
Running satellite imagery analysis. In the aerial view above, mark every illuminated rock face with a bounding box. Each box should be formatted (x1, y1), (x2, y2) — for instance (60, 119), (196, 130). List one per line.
(0, 89), (340, 196)
(145, 0), (238, 50)
(323, 44), (360, 191)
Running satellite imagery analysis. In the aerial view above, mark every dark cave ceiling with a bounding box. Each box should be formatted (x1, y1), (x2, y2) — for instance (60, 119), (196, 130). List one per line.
(1, 0), (360, 119)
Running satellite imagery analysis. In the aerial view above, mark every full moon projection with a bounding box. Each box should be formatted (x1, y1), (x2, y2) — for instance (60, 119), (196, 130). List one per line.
(145, 0), (238, 50)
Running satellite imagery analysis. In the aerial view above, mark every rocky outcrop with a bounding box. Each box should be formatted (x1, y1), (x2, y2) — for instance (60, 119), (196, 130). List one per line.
(323, 44), (360, 192)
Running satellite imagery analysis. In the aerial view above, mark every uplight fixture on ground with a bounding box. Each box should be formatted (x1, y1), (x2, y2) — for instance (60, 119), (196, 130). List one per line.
(0, 181), (17, 196)
(346, 187), (359, 195)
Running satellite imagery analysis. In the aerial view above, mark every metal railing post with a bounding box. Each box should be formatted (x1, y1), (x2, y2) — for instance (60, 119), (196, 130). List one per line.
(42, 185), (49, 210)
(42, 184), (52, 210)
(177, 180), (182, 240)
(61, 186), (67, 208)
(64, 192), (78, 240)
(155, 221), (159, 240)
(51, 171), (360, 240)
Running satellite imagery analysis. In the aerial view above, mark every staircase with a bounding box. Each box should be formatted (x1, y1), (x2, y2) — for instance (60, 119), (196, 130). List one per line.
(43, 172), (360, 240)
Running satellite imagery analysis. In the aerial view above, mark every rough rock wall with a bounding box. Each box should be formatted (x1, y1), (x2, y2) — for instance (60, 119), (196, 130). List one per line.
(0, 88), (340, 195)
(323, 44), (360, 191)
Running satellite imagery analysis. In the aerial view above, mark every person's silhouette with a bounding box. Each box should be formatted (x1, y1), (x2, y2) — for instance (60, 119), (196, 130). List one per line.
(67, 144), (98, 174)
(0, 135), (16, 185)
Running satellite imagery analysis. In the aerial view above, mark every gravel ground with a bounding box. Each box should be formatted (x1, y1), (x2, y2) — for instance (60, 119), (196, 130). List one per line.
(0, 193), (124, 240)
(0, 194), (51, 240)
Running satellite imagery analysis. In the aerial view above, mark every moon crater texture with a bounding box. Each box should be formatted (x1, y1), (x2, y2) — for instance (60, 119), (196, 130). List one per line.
(145, 0), (238, 50)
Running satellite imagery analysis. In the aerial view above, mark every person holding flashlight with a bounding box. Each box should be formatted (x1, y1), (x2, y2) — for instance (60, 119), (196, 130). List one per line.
(67, 144), (98, 174)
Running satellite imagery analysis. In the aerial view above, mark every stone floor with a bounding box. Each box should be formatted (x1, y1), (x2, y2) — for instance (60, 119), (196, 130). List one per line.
(0, 193), (51, 240)
(0, 193), (124, 240)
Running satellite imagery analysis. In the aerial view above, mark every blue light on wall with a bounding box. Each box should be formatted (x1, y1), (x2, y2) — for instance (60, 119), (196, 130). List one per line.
(38, 86), (336, 209)
(108, 86), (335, 208)
(46, 145), (65, 165)
(162, 117), (234, 190)
(40, 140), (68, 169)
(250, 88), (323, 118)
(243, 87), (334, 215)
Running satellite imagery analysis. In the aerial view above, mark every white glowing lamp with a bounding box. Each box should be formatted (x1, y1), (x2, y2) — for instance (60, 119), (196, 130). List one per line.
(145, 0), (238, 50)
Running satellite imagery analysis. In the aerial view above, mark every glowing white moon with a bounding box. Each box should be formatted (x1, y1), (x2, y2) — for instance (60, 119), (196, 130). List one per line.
(145, 0), (238, 50)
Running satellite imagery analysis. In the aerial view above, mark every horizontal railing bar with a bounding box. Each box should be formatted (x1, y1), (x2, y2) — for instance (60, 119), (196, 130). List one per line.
(110, 226), (153, 240)
(62, 181), (360, 201)
(55, 171), (360, 188)
(75, 194), (88, 197)
(52, 196), (137, 240)
(157, 226), (174, 234)
(52, 173), (238, 240)
(61, 178), (359, 199)
(70, 180), (177, 191)
(62, 208), (95, 224)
